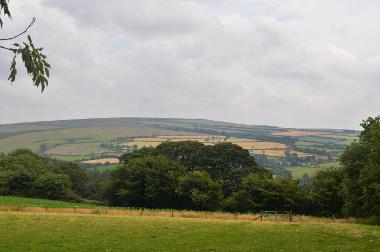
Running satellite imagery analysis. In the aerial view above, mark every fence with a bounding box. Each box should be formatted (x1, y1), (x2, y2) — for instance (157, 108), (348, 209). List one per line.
(0, 205), (262, 222)
(260, 210), (293, 222)
(0, 206), (351, 223)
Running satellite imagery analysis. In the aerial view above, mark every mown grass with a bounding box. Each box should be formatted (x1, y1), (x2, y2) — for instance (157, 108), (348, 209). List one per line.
(0, 211), (379, 251)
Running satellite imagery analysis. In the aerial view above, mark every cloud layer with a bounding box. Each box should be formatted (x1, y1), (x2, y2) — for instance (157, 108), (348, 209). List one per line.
(1, 0), (379, 129)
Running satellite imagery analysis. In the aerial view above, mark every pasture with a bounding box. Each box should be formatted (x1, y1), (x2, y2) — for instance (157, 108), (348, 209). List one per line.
(0, 210), (379, 251)
(286, 162), (339, 178)
(85, 164), (119, 172)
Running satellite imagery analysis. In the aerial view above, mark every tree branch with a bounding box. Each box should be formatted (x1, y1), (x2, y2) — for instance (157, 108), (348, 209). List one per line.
(0, 44), (14, 51)
(0, 17), (35, 41)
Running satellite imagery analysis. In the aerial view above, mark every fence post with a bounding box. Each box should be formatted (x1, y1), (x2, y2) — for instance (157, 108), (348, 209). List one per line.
(45, 207), (48, 213)
(171, 210), (174, 218)
(260, 211), (263, 221)
(289, 210), (293, 222)
(140, 208), (143, 216)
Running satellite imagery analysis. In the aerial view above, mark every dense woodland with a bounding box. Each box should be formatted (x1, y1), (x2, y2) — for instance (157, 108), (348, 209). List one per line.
(0, 116), (379, 223)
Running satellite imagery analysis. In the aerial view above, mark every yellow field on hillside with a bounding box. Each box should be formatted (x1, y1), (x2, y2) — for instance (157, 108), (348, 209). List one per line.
(271, 130), (330, 137)
(82, 158), (120, 164)
(123, 135), (310, 157)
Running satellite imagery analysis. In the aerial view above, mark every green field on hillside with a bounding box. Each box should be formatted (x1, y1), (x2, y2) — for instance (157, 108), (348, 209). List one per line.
(286, 162), (339, 178)
(287, 167), (321, 178)
(86, 164), (119, 172)
(0, 211), (378, 251)
(0, 127), (173, 153)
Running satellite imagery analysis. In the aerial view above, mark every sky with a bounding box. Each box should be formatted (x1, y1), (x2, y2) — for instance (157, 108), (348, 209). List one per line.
(0, 0), (379, 129)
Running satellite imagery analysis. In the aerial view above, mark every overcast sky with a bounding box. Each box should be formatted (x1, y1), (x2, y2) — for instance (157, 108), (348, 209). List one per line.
(1, 0), (379, 129)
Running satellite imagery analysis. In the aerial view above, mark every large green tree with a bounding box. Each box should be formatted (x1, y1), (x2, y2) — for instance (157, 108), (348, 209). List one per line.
(0, 149), (87, 200)
(32, 172), (72, 199)
(0, 152), (47, 196)
(340, 116), (380, 218)
(224, 171), (310, 213)
(52, 161), (87, 196)
(176, 171), (223, 211)
(310, 167), (344, 216)
(108, 156), (186, 208)
(122, 141), (265, 196)
(0, 0), (50, 91)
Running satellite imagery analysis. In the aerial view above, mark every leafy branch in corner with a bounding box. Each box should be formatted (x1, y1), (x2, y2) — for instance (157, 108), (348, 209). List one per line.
(0, 0), (50, 92)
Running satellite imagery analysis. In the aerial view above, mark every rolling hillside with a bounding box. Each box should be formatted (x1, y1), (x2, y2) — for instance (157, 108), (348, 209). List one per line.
(0, 118), (358, 177)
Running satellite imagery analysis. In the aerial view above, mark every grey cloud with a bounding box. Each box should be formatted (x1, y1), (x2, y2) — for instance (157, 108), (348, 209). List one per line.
(0, 0), (379, 129)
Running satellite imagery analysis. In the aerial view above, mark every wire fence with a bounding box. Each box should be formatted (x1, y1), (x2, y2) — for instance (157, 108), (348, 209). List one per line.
(0, 205), (354, 223)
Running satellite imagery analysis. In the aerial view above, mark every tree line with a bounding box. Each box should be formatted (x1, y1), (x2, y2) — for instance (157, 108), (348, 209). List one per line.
(0, 149), (86, 200)
(0, 116), (379, 223)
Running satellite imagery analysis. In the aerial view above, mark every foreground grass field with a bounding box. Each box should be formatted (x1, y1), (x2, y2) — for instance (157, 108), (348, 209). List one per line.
(0, 211), (379, 252)
(0, 196), (379, 251)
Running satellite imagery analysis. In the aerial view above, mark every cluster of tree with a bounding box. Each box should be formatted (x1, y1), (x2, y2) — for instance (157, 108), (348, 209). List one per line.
(108, 142), (312, 213)
(83, 168), (110, 201)
(307, 116), (380, 222)
(340, 116), (380, 219)
(0, 149), (87, 200)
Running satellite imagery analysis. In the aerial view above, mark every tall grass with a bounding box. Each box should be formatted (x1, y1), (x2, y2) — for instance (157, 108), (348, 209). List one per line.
(0, 196), (360, 224)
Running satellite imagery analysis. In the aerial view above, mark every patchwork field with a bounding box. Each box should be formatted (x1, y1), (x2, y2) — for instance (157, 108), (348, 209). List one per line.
(0, 128), (311, 159)
(0, 127), (203, 160)
(124, 135), (308, 158)
(0, 118), (358, 173)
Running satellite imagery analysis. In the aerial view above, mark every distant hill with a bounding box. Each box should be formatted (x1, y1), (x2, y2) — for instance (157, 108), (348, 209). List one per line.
(0, 117), (359, 178)
(0, 117), (355, 137)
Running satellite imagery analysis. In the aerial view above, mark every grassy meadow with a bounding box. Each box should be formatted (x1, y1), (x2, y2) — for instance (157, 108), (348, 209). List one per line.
(0, 211), (379, 251)
(0, 196), (379, 251)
